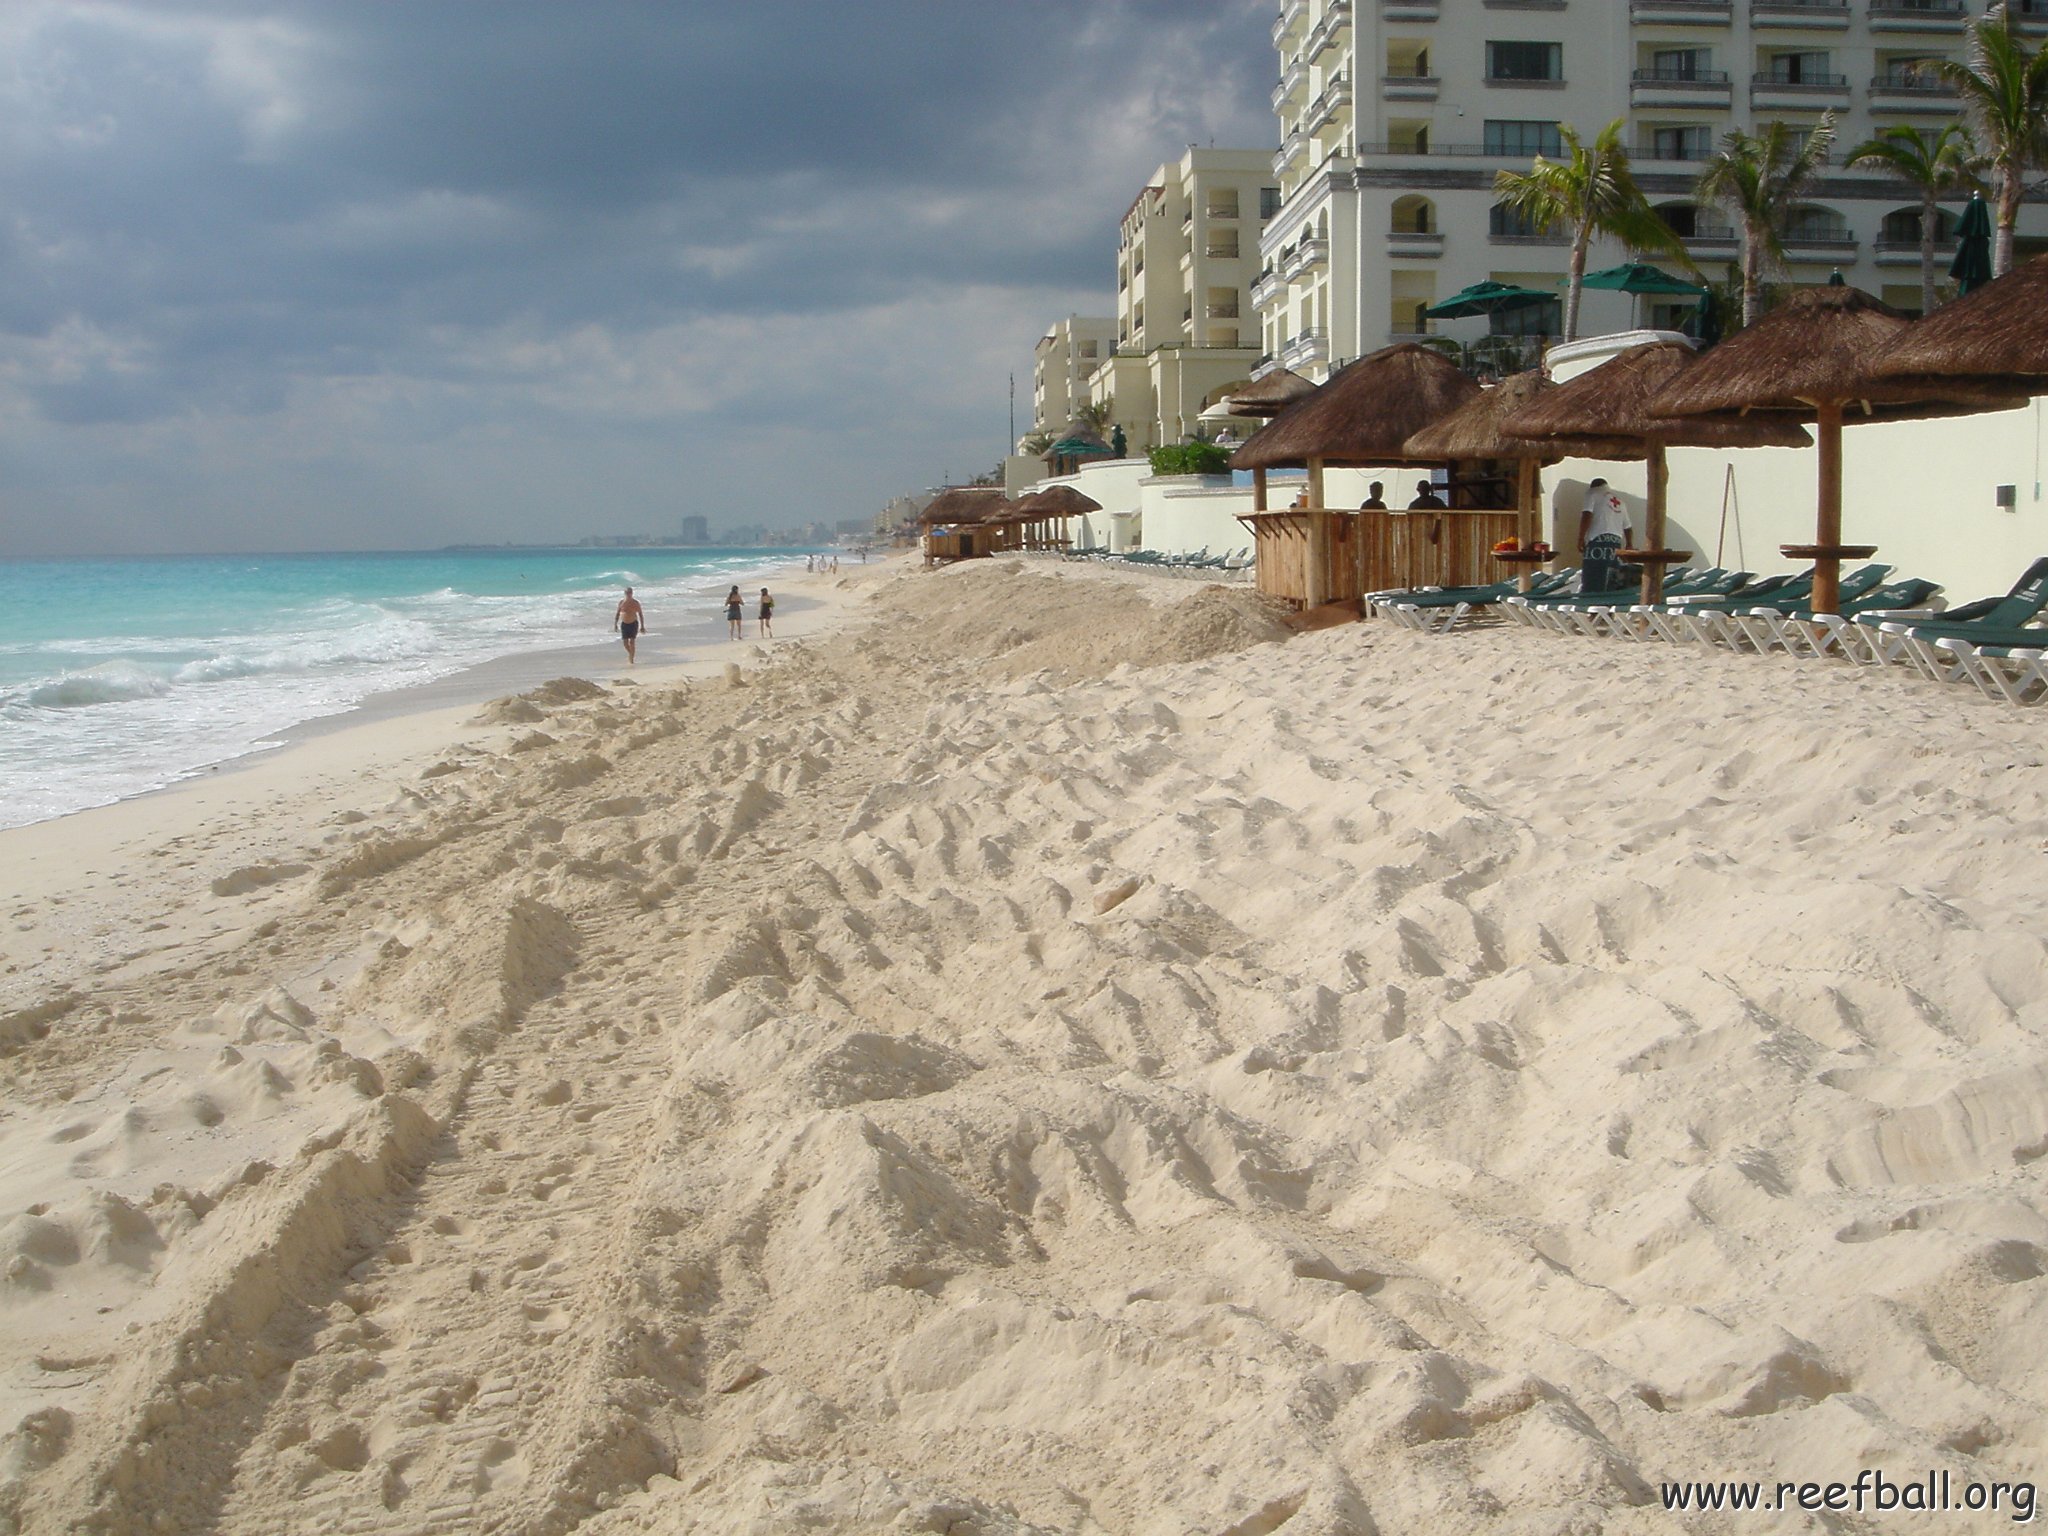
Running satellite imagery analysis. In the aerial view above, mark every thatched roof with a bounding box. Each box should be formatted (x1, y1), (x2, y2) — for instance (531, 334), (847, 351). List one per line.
(1646, 285), (2021, 424)
(1231, 344), (1481, 470)
(1225, 367), (1317, 418)
(1505, 342), (1811, 452)
(1870, 252), (2048, 388)
(1401, 370), (1636, 462)
(917, 487), (1007, 526)
(1013, 484), (1102, 516)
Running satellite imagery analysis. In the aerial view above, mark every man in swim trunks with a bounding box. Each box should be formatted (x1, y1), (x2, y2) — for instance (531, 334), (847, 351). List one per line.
(613, 586), (644, 664)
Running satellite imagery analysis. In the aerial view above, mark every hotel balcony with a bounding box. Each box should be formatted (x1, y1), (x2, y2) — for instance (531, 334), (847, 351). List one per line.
(2016, 0), (2048, 30)
(1681, 226), (1741, 258)
(1630, 67), (1734, 108)
(1781, 233), (1859, 262)
(1750, 71), (1852, 110)
(1251, 267), (1283, 307)
(1868, 72), (1961, 111)
(1387, 230), (1445, 258)
(1305, 75), (1354, 134)
(1274, 0), (1308, 50)
(1304, 0), (1352, 61)
(1868, 0), (1965, 30)
(1383, 73), (1440, 102)
(1380, 0), (1439, 19)
(1874, 239), (1955, 266)
(1279, 236), (1331, 282)
(1272, 57), (1309, 114)
(1630, 0), (1733, 20)
(1751, 0), (1850, 25)
(1279, 328), (1330, 370)
(1387, 330), (1442, 347)
(1484, 0), (1567, 9)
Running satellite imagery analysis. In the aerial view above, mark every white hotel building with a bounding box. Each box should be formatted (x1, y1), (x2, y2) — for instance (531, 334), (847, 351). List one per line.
(1030, 148), (1280, 452)
(1258, 0), (2048, 381)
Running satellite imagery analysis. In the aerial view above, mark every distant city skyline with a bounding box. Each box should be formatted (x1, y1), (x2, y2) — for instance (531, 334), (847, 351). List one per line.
(0, 1), (1272, 557)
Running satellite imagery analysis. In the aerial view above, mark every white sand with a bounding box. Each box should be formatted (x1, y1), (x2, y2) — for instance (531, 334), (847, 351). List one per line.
(4, 554), (2047, 1533)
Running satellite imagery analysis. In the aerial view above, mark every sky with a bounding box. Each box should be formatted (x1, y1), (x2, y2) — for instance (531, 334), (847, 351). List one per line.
(0, 1), (1277, 556)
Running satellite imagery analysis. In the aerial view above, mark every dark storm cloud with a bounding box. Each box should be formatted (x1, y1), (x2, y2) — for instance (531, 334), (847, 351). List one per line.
(0, 0), (1275, 551)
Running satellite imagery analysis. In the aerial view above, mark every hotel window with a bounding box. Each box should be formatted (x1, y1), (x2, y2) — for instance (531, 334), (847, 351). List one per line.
(1765, 51), (1836, 84)
(1484, 120), (1563, 157)
(1260, 186), (1283, 219)
(1486, 41), (1563, 82)
(1648, 126), (1713, 160)
(1489, 203), (1548, 238)
(1647, 48), (1713, 81)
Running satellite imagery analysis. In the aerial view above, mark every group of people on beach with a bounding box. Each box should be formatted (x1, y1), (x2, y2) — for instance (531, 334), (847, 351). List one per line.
(806, 553), (841, 574)
(609, 583), (774, 662)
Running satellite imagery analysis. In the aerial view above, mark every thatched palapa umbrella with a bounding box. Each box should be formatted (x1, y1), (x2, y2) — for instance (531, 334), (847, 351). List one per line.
(1869, 250), (2048, 388)
(1232, 343), (1481, 606)
(1502, 341), (1811, 602)
(1647, 284), (2022, 614)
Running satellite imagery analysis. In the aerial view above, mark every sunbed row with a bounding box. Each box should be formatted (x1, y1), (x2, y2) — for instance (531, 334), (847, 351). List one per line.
(1373, 556), (2048, 706)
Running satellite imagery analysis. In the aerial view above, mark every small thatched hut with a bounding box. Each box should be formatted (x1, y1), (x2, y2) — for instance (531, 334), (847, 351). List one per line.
(1647, 285), (2020, 612)
(1231, 344), (1482, 607)
(917, 487), (1007, 565)
(1501, 342), (1810, 601)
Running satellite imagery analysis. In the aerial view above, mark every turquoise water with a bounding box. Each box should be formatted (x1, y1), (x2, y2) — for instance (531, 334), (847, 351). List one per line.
(0, 547), (814, 828)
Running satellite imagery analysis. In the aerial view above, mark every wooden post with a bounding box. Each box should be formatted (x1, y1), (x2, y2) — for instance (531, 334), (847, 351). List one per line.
(1253, 467), (1269, 512)
(1515, 459), (1536, 592)
(1303, 457), (1327, 609)
(1813, 400), (1844, 616)
(1643, 443), (1670, 605)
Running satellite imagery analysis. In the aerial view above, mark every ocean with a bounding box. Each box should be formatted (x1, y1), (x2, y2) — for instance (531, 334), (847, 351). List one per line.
(0, 546), (819, 829)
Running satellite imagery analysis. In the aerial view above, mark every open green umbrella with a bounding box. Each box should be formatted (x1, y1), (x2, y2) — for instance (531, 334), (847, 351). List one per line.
(1424, 280), (1556, 319)
(1950, 193), (1993, 295)
(1576, 261), (1708, 331)
(1578, 262), (1707, 296)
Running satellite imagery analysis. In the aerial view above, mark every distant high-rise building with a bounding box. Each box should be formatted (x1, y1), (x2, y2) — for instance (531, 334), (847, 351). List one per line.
(679, 514), (709, 544)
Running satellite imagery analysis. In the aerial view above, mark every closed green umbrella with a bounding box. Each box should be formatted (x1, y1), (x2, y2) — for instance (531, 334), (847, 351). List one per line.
(1950, 194), (1993, 296)
(1424, 280), (1557, 319)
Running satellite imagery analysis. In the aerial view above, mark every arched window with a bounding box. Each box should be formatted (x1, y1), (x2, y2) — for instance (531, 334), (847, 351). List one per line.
(1880, 206), (1956, 243)
(1392, 194), (1436, 234)
(1784, 204), (1848, 241)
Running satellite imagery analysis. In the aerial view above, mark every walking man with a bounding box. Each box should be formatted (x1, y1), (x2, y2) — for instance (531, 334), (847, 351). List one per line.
(613, 586), (644, 664)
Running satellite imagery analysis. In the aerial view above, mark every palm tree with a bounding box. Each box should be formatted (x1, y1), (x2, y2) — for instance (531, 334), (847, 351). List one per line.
(1846, 123), (1981, 314)
(1491, 118), (1693, 341)
(1932, 2), (2048, 276)
(1694, 114), (1837, 327)
(1075, 400), (1115, 435)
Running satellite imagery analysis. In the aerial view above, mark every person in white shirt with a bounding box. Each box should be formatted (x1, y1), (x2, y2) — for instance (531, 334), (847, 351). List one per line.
(1578, 479), (1636, 595)
(1577, 478), (1634, 554)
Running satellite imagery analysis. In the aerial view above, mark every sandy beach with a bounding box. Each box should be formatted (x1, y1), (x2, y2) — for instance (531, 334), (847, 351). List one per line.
(5, 554), (2048, 1533)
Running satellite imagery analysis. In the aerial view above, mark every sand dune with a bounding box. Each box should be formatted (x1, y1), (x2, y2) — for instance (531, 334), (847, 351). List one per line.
(4, 557), (2047, 1532)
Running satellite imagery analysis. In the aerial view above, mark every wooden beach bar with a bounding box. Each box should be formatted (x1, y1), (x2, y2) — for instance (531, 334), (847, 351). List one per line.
(1230, 343), (1485, 610)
